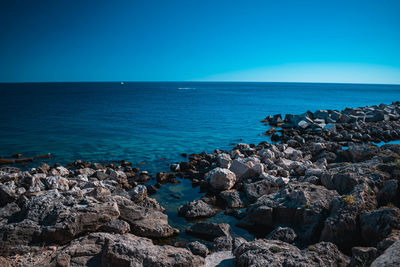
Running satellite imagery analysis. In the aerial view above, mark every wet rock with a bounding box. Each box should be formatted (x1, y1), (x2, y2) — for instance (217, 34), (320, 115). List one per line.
(267, 226), (297, 244)
(186, 241), (209, 257)
(178, 199), (217, 219)
(206, 168), (236, 190)
(187, 222), (231, 240)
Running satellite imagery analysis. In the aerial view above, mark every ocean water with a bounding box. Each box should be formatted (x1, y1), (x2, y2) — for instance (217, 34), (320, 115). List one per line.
(1, 82), (400, 242)
(1, 82), (399, 169)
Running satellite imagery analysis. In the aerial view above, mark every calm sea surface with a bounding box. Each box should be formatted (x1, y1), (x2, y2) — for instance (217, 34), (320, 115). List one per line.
(1, 81), (399, 242)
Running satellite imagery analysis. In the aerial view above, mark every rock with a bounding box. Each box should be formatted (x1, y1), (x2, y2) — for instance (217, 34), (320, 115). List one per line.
(217, 153), (232, 168)
(243, 176), (278, 202)
(371, 239), (400, 267)
(0, 181), (17, 206)
(234, 239), (349, 267)
(219, 190), (248, 208)
(238, 183), (338, 243)
(267, 226), (297, 244)
(229, 160), (254, 180)
(212, 236), (233, 252)
(339, 144), (380, 162)
(49, 232), (204, 267)
(41, 201), (121, 244)
(44, 176), (69, 191)
(350, 247), (377, 267)
(377, 179), (398, 205)
(187, 222), (231, 240)
(360, 207), (400, 246)
(321, 184), (377, 250)
(128, 185), (147, 202)
(178, 199), (217, 219)
(186, 241), (209, 257)
(101, 219), (130, 234)
(205, 251), (235, 267)
(206, 168), (236, 190)
(0, 202), (20, 219)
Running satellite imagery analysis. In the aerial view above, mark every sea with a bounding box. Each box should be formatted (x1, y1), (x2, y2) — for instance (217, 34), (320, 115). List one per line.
(1, 81), (400, 242)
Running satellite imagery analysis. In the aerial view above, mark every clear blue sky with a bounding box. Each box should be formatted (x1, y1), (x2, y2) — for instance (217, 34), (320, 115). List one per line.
(1, 0), (399, 83)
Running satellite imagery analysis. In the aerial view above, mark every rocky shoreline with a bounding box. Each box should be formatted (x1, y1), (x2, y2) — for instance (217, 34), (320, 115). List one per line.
(1, 102), (400, 266)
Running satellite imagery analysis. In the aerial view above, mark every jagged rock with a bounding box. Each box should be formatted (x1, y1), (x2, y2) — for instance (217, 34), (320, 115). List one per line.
(47, 232), (204, 267)
(128, 185), (147, 202)
(350, 247), (377, 267)
(206, 168), (236, 190)
(243, 177), (278, 202)
(360, 207), (400, 246)
(219, 190), (248, 208)
(186, 241), (209, 257)
(234, 239), (349, 267)
(101, 219), (130, 234)
(217, 153), (232, 168)
(371, 239), (400, 267)
(238, 182), (338, 243)
(178, 199), (217, 219)
(212, 236), (233, 252)
(321, 184), (377, 250)
(267, 226), (297, 244)
(187, 222), (230, 240)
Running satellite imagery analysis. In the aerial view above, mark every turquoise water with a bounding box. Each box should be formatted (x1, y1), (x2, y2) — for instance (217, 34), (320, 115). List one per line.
(1, 82), (399, 171)
(1, 81), (399, 243)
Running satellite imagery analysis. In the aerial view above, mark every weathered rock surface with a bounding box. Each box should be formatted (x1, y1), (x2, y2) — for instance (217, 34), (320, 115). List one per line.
(234, 239), (350, 267)
(178, 199), (217, 219)
(206, 168), (236, 190)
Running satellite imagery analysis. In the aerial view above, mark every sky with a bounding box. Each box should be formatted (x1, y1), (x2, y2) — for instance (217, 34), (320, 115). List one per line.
(0, 0), (400, 84)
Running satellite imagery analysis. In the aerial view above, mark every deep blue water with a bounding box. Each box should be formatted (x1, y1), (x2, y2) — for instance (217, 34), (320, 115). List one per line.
(1, 82), (399, 170)
(1, 81), (400, 243)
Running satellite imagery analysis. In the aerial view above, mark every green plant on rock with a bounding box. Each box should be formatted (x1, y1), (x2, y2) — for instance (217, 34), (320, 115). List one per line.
(342, 194), (355, 206)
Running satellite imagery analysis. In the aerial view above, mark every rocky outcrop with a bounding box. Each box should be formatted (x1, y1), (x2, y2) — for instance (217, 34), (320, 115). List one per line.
(234, 239), (350, 267)
(178, 199), (217, 219)
(47, 232), (204, 267)
(187, 222), (231, 240)
(238, 182), (338, 243)
(206, 168), (236, 190)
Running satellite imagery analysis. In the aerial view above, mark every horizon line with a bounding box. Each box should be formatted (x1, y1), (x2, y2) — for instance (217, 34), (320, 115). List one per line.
(1, 80), (400, 86)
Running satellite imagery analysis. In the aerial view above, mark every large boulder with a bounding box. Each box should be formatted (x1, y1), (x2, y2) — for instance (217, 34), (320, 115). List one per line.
(178, 199), (217, 219)
(320, 184), (377, 250)
(360, 207), (400, 246)
(206, 168), (236, 190)
(234, 239), (349, 267)
(187, 222), (231, 240)
(47, 232), (204, 267)
(219, 190), (248, 208)
(238, 182), (338, 243)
